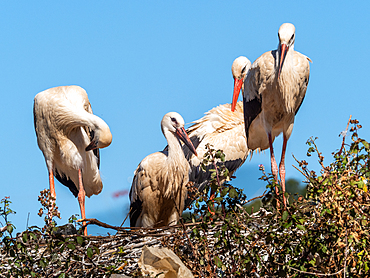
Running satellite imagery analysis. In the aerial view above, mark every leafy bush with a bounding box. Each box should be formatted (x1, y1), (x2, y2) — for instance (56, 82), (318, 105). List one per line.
(0, 190), (122, 277)
(0, 197), (16, 240)
(176, 118), (370, 277)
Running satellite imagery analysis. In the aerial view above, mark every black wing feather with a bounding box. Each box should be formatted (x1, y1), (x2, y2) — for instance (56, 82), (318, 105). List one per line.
(54, 169), (79, 198)
(129, 186), (143, 227)
(295, 96), (305, 116)
(243, 95), (262, 141)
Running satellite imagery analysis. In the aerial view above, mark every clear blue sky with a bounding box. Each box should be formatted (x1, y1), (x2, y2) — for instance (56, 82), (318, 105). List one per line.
(1, 2), (369, 235)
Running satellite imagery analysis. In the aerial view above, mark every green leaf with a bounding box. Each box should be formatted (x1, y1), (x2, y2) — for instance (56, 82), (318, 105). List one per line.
(93, 246), (100, 255)
(282, 211), (289, 221)
(22, 232), (28, 243)
(284, 221), (293, 229)
(40, 258), (48, 268)
(58, 273), (66, 278)
(229, 188), (238, 199)
(6, 224), (13, 234)
(214, 256), (224, 268)
(76, 236), (83, 245)
(362, 140), (369, 149)
(297, 224), (306, 231)
(67, 243), (76, 250)
(221, 187), (229, 197)
(214, 197), (223, 203)
(87, 247), (93, 258)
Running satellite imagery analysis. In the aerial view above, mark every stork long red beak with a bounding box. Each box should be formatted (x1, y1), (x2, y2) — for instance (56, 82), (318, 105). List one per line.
(176, 127), (197, 157)
(231, 78), (243, 112)
(278, 43), (288, 79)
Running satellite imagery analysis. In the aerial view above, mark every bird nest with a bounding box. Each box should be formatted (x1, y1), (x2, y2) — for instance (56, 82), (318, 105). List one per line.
(0, 207), (275, 278)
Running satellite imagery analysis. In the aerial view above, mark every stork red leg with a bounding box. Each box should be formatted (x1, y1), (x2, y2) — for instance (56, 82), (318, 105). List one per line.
(49, 170), (56, 198)
(77, 169), (87, 236)
(268, 133), (279, 185)
(268, 133), (281, 207)
(48, 169), (57, 219)
(279, 135), (288, 207)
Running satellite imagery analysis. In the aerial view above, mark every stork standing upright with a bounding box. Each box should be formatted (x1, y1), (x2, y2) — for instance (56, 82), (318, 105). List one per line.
(129, 112), (197, 228)
(33, 86), (112, 235)
(232, 23), (311, 206)
(168, 57), (252, 208)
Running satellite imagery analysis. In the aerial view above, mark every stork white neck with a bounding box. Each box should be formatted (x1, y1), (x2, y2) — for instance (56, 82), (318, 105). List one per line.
(164, 129), (185, 159)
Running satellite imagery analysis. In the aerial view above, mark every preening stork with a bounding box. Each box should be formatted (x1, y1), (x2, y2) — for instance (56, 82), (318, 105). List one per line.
(232, 23), (311, 206)
(33, 86), (112, 235)
(129, 112), (197, 228)
(177, 57), (252, 208)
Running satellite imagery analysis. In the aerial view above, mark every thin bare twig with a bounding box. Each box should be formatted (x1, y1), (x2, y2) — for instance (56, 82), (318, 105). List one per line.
(246, 192), (268, 204)
(337, 115), (352, 157)
(120, 207), (131, 229)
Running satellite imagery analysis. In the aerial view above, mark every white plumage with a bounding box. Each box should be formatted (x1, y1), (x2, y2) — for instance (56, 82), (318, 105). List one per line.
(233, 23), (311, 206)
(175, 57), (252, 206)
(129, 112), (197, 228)
(33, 85), (112, 235)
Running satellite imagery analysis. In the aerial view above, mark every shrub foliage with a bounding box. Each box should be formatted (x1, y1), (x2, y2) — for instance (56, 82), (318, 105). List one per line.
(177, 118), (370, 277)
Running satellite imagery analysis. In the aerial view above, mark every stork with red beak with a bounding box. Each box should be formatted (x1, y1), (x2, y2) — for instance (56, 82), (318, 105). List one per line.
(130, 112), (197, 228)
(232, 23), (311, 207)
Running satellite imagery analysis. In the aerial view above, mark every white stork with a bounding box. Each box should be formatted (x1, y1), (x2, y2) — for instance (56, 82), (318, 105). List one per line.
(232, 23), (311, 206)
(33, 85), (112, 235)
(129, 112), (197, 228)
(175, 57), (252, 208)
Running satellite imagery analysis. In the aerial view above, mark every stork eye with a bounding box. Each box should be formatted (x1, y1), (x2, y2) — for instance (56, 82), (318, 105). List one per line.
(241, 65), (247, 74)
(170, 117), (178, 124)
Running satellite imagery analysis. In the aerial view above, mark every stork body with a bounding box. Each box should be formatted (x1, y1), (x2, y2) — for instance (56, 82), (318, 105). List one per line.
(170, 57), (252, 208)
(33, 86), (112, 235)
(233, 23), (311, 206)
(182, 102), (248, 204)
(129, 112), (197, 228)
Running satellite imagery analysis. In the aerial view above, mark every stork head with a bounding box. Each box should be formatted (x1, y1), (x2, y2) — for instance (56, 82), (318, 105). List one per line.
(277, 23), (296, 79)
(85, 117), (112, 151)
(161, 112), (197, 156)
(231, 56), (251, 112)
